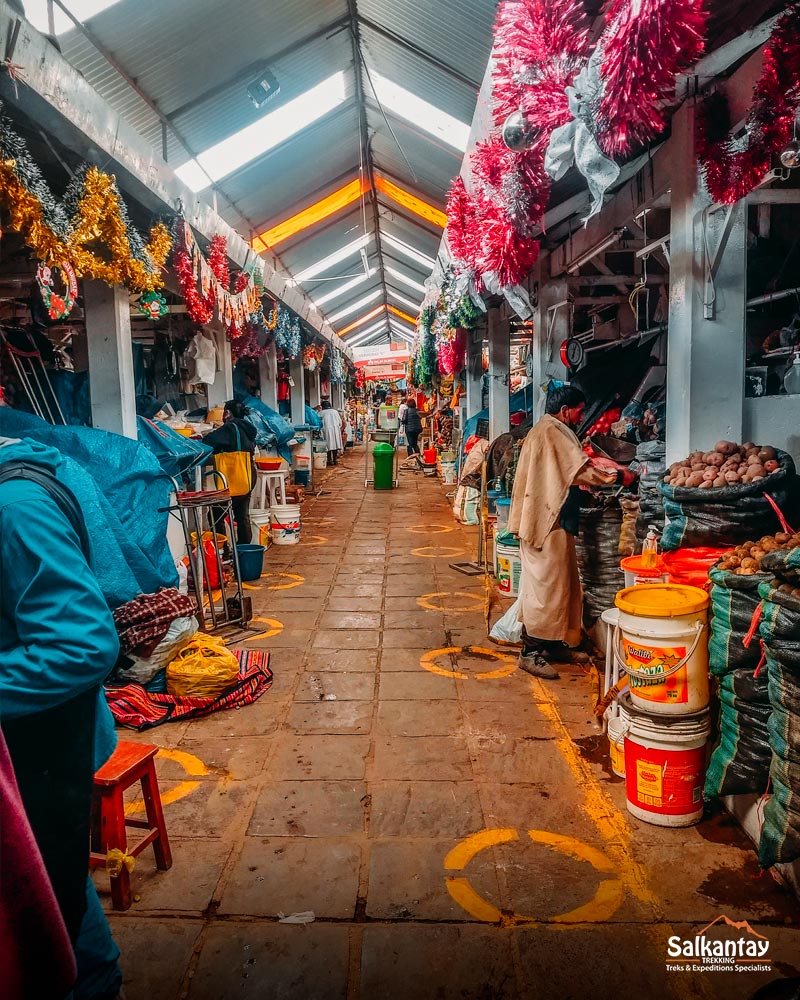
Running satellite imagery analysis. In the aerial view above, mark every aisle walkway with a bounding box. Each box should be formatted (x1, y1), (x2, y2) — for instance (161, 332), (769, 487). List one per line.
(105, 446), (800, 999)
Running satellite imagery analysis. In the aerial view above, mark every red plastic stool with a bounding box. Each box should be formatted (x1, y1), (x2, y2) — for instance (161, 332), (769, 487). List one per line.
(89, 741), (172, 910)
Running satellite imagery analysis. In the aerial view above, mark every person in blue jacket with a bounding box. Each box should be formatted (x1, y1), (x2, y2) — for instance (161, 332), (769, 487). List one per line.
(0, 436), (123, 999)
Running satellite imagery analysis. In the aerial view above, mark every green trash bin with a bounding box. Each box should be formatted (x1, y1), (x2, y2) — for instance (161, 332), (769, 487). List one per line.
(373, 441), (395, 490)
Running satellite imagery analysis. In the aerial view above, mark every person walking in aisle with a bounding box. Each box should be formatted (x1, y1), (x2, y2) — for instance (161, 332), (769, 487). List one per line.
(320, 398), (344, 466)
(203, 399), (257, 544)
(508, 386), (618, 679)
(401, 397), (423, 457)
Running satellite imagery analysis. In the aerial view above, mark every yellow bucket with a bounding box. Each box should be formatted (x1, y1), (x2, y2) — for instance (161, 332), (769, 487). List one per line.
(613, 584), (710, 716)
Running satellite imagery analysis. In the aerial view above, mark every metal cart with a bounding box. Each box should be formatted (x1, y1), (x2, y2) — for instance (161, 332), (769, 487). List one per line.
(364, 429), (399, 488)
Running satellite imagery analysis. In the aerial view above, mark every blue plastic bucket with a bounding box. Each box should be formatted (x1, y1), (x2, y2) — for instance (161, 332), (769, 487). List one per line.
(237, 544), (265, 582)
(294, 469), (310, 488)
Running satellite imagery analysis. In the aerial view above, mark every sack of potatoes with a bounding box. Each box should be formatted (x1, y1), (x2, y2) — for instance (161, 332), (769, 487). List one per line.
(663, 441), (780, 489)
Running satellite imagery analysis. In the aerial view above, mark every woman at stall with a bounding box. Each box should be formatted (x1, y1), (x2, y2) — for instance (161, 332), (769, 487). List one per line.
(320, 399), (344, 466)
(203, 399), (257, 544)
(401, 398), (423, 457)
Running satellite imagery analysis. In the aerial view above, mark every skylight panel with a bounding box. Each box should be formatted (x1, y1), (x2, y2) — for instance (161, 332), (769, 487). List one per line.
(293, 234), (371, 283)
(175, 72), (347, 191)
(312, 270), (376, 308)
(347, 320), (390, 346)
(385, 266), (426, 294)
(328, 288), (383, 324)
(382, 233), (436, 270)
(388, 289), (423, 313)
(24, 0), (122, 34)
(371, 73), (470, 151)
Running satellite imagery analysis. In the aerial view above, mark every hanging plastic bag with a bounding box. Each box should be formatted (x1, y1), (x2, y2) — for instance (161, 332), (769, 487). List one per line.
(490, 596), (523, 646)
(115, 616), (199, 686)
(166, 632), (240, 699)
(213, 424), (254, 496)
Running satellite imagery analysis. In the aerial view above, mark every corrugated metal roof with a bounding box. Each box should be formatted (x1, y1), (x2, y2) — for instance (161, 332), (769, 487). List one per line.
(46, 0), (491, 313)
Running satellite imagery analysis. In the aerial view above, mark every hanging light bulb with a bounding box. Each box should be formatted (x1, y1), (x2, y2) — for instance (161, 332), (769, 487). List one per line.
(780, 113), (800, 169)
(501, 111), (536, 152)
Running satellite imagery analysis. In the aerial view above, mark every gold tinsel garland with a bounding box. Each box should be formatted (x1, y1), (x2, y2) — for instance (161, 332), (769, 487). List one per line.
(0, 160), (171, 292)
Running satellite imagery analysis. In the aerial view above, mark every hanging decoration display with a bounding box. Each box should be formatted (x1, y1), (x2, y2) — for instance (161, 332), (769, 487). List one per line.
(301, 345), (318, 371)
(174, 222), (263, 339)
(330, 349), (345, 384)
(231, 325), (268, 361)
(275, 308), (302, 359)
(444, 0), (707, 294)
(696, 4), (800, 205)
(35, 261), (78, 320)
(0, 110), (171, 292)
(438, 328), (468, 377)
(137, 290), (169, 321)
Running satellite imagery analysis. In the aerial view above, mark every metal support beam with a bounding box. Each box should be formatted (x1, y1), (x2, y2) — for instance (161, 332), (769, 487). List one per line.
(289, 356), (306, 426)
(83, 280), (137, 439)
(0, 2), (351, 358)
(258, 343), (279, 411)
(487, 307), (510, 440)
(665, 103), (746, 464)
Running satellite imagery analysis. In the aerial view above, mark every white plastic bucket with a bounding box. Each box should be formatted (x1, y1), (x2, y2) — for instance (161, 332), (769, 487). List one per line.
(269, 503), (301, 545)
(495, 538), (522, 597)
(620, 555), (669, 588)
(313, 452), (328, 470)
(613, 585), (710, 716)
(249, 510), (271, 548)
(440, 462), (458, 486)
(621, 694), (710, 827)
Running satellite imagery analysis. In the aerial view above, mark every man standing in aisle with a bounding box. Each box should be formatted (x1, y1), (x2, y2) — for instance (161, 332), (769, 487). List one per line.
(508, 387), (617, 679)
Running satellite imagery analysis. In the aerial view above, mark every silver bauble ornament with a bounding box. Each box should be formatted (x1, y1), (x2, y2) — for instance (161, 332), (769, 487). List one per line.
(779, 139), (800, 169)
(501, 111), (536, 152)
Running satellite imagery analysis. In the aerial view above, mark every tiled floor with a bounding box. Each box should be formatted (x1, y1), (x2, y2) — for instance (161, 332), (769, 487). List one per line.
(102, 447), (800, 999)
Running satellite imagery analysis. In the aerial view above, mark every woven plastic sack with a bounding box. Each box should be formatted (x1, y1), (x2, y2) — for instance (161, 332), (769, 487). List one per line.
(761, 545), (800, 587)
(707, 565), (770, 676)
(618, 498), (639, 556)
(166, 632), (240, 699)
(704, 667), (772, 799)
(575, 500), (624, 624)
(634, 441), (666, 549)
(757, 581), (800, 869)
(657, 450), (799, 551)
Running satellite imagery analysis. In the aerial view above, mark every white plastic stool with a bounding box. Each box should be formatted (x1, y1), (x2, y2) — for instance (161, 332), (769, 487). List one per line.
(254, 470), (288, 511)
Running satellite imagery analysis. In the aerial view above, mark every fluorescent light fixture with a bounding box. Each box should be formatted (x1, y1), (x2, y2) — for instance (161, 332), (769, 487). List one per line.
(385, 266), (426, 294)
(371, 72), (470, 151)
(328, 288), (383, 324)
(388, 289), (422, 312)
(294, 234), (371, 283)
(566, 229), (625, 274)
(176, 72), (347, 191)
(312, 270), (376, 308)
(382, 232), (436, 270)
(24, 0), (121, 33)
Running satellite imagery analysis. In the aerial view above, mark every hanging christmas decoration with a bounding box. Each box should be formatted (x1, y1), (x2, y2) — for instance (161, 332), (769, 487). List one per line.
(264, 304), (279, 330)
(175, 221), (263, 339)
(437, 328), (468, 376)
(275, 309), (302, 359)
(696, 4), (800, 204)
(137, 290), (169, 321)
(231, 323), (268, 361)
(35, 261), (78, 320)
(301, 345), (318, 371)
(330, 349), (345, 384)
(0, 110), (171, 292)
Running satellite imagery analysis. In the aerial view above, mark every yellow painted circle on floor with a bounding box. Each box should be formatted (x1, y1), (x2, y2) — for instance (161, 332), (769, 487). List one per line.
(124, 749), (209, 814)
(410, 545), (465, 559)
(406, 524), (454, 534)
(417, 591), (484, 613)
(444, 828), (624, 926)
(419, 646), (517, 681)
(302, 535), (329, 545)
(245, 617), (284, 640)
(263, 572), (305, 590)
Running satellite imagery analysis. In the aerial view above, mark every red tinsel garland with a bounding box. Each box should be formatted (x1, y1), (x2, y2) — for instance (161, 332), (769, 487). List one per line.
(175, 246), (213, 324)
(598, 0), (707, 157)
(696, 3), (800, 205)
(446, 178), (480, 268)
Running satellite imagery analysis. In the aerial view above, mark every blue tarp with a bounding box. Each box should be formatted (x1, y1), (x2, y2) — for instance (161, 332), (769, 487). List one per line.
(305, 405), (322, 429)
(459, 383), (534, 472)
(0, 410), (177, 608)
(237, 394), (295, 463)
(137, 417), (212, 479)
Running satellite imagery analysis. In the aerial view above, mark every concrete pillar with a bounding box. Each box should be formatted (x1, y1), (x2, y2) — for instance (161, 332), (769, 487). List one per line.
(465, 327), (484, 420)
(289, 355), (306, 425)
(83, 280), (137, 438)
(666, 103), (746, 464)
(308, 368), (321, 407)
(487, 307), (510, 440)
(258, 343), (278, 410)
(205, 325), (233, 409)
(532, 258), (569, 422)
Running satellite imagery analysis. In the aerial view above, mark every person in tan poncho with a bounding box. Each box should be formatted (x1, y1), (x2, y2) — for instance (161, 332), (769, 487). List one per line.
(508, 386), (617, 679)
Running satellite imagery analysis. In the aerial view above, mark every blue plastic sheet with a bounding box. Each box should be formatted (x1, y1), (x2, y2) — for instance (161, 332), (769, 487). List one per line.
(137, 417), (212, 479)
(0, 410), (177, 608)
(305, 405), (322, 429)
(459, 383), (534, 473)
(237, 394), (295, 463)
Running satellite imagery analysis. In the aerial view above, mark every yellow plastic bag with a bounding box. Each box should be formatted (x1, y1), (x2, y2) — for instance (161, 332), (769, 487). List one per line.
(166, 632), (240, 699)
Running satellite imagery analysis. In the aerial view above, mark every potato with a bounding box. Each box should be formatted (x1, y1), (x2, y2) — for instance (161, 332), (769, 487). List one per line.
(741, 442), (756, 453)
(764, 459), (779, 473)
(715, 441), (736, 455)
(775, 532), (791, 544)
(698, 480), (713, 488)
(702, 467), (718, 481)
(706, 453), (724, 467)
(724, 470), (740, 484)
(685, 472), (705, 487)
(750, 547), (765, 560)
(691, 461), (705, 472)
(758, 446), (777, 462)
(747, 453), (763, 466)
(713, 476), (726, 487)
